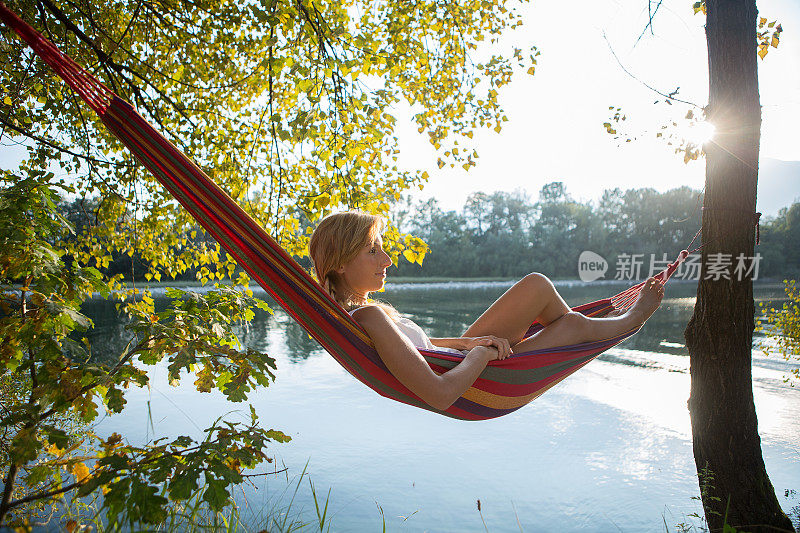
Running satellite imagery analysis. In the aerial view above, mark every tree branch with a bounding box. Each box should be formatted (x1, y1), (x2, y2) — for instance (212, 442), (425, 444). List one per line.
(37, 0), (198, 131)
(0, 116), (131, 169)
(603, 33), (701, 108)
(0, 464), (19, 523)
(5, 479), (83, 510)
(634, 0), (665, 46)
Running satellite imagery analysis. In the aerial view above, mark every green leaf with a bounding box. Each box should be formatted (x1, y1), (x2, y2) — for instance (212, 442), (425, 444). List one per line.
(203, 477), (230, 511)
(25, 464), (51, 487)
(42, 425), (69, 450)
(169, 469), (200, 500)
(265, 429), (292, 443)
(130, 478), (169, 524)
(76, 474), (104, 497)
(105, 386), (126, 413)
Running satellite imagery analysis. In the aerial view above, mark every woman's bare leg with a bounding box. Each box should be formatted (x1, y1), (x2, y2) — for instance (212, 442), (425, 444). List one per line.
(465, 275), (665, 352)
(463, 273), (572, 345)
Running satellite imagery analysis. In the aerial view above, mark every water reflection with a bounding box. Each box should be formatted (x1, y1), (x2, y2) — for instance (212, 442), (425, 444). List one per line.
(79, 298), (134, 366)
(79, 281), (799, 532)
(236, 307), (274, 355)
(281, 317), (326, 361)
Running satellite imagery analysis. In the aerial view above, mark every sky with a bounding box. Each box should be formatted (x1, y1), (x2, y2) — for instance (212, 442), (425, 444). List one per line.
(397, 0), (800, 213)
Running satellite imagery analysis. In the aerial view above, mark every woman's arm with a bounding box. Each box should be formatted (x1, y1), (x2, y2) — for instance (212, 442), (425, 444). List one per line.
(352, 306), (497, 411)
(428, 337), (468, 350)
(430, 336), (512, 358)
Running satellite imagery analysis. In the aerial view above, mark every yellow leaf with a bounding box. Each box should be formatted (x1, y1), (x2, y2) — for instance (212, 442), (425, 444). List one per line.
(46, 443), (65, 457)
(494, 125), (502, 133)
(527, 66), (535, 75)
(3, 96), (11, 105)
(315, 194), (330, 208)
(402, 249), (416, 263)
(72, 462), (91, 482)
(758, 45), (769, 59)
(437, 158), (444, 169)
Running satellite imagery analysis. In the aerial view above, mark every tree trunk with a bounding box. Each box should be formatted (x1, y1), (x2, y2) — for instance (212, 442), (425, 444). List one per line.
(684, 1), (794, 531)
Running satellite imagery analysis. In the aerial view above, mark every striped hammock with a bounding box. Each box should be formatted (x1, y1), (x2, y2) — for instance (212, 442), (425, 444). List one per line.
(0, 3), (688, 420)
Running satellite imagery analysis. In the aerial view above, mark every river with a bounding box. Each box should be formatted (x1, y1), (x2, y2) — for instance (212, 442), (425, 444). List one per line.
(84, 280), (800, 531)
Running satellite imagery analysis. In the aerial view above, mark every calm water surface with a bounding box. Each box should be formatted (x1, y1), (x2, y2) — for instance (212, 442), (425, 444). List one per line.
(86, 281), (800, 532)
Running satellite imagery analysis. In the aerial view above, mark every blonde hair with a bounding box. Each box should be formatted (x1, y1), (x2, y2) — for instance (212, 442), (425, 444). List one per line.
(309, 211), (386, 310)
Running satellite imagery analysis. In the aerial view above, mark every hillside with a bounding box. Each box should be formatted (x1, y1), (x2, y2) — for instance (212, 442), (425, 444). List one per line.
(759, 158), (800, 217)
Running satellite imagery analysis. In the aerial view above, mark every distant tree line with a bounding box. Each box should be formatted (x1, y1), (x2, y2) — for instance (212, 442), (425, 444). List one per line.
(56, 183), (798, 282)
(393, 182), (800, 280)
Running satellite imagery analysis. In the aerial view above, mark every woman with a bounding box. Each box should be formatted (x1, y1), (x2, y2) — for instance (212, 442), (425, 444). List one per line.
(309, 211), (664, 411)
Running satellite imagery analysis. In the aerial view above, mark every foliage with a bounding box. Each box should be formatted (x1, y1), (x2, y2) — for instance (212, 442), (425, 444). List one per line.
(395, 185), (797, 280)
(0, 0), (535, 274)
(395, 184), (708, 279)
(758, 279), (800, 383)
(55, 461), (341, 532)
(757, 16), (783, 60)
(0, 175), (289, 527)
(759, 203), (800, 279)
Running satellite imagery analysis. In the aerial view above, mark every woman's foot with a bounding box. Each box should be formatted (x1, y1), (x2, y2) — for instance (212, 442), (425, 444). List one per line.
(625, 277), (664, 325)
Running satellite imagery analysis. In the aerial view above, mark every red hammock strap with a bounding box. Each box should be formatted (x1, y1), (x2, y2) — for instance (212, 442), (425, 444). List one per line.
(608, 249), (688, 311)
(0, 2), (113, 113)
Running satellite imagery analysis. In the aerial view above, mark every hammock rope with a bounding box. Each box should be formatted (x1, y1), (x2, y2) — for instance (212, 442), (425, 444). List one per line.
(0, 3), (688, 420)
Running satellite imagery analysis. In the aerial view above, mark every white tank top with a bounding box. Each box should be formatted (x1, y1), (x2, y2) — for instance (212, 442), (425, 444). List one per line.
(349, 307), (464, 354)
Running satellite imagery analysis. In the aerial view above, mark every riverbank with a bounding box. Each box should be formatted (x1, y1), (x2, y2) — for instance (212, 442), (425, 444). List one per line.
(71, 276), (790, 291)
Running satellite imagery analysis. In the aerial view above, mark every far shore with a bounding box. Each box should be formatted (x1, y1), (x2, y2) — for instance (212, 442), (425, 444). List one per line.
(12, 277), (789, 299)
(67, 276), (787, 293)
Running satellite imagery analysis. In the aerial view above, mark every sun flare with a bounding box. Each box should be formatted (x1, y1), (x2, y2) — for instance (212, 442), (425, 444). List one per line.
(684, 120), (716, 146)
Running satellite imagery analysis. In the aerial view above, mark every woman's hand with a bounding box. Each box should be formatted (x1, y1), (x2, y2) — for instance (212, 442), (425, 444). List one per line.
(467, 345), (501, 364)
(462, 336), (512, 360)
